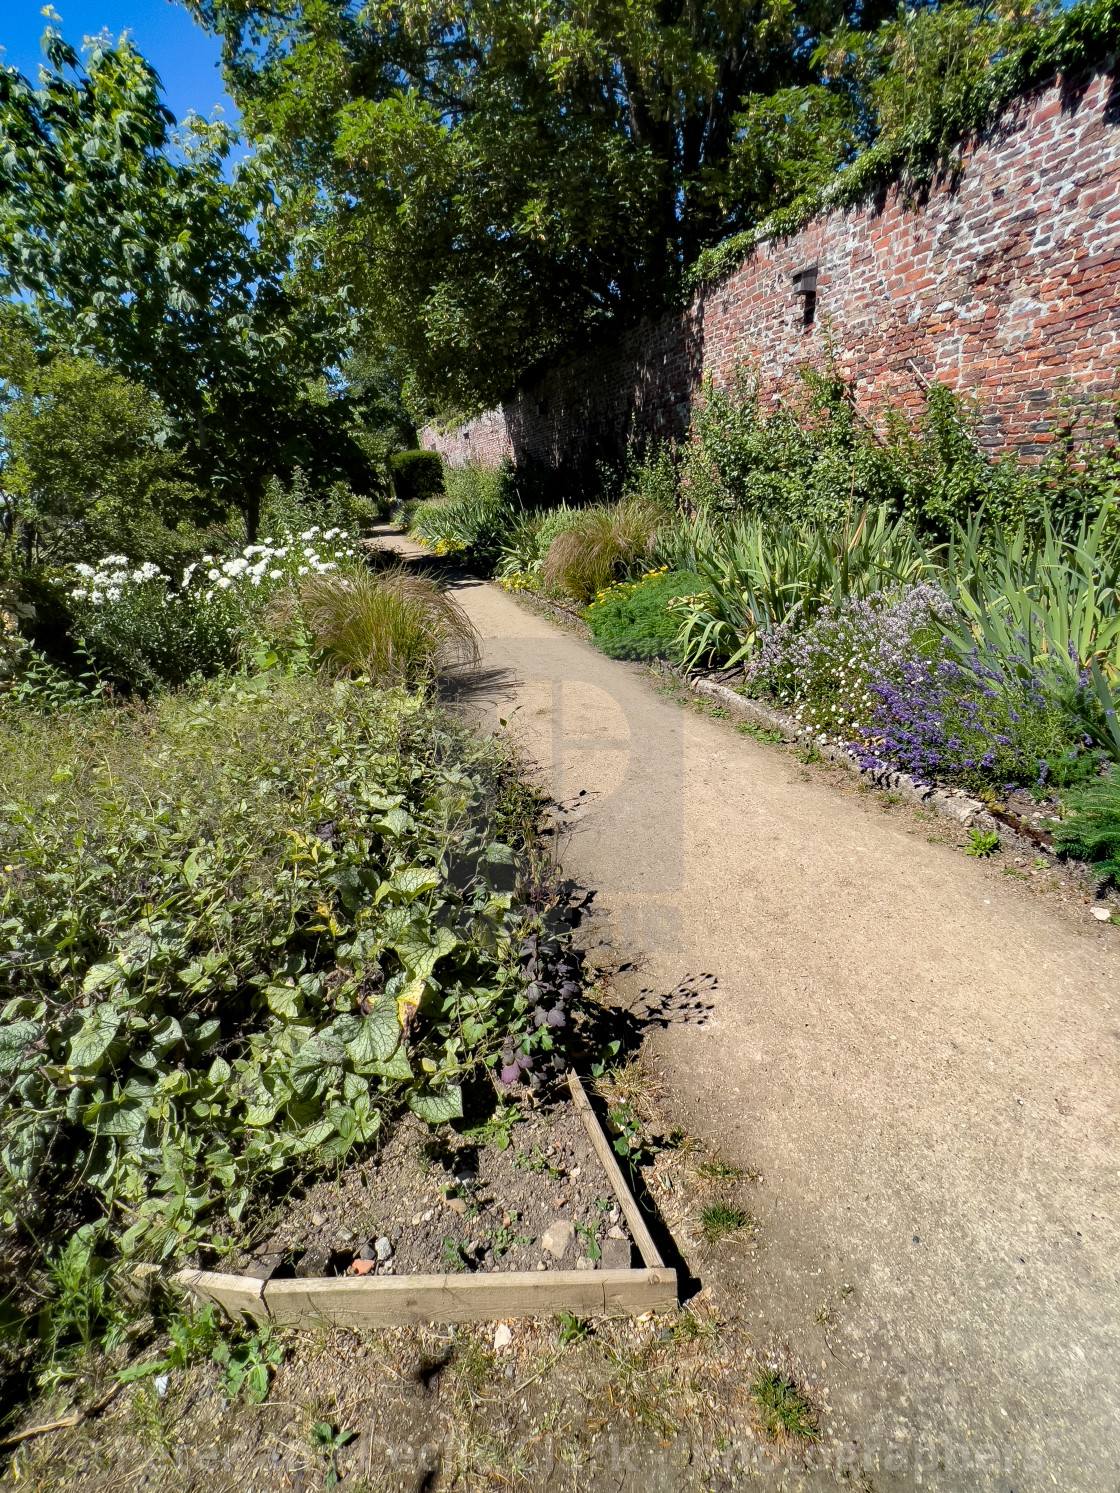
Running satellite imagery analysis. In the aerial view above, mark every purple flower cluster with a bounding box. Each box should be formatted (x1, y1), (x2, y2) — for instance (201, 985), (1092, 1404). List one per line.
(744, 582), (1092, 793)
(854, 639), (1087, 791)
(498, 931), (578, 1089)
(746, 584), (953, 745)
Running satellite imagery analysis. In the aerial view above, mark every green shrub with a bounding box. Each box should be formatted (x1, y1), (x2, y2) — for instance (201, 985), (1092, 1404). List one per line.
(0, 672), (541, 1277)
(682, 363), (1119, 539)
(56, 526), (362, 694)
(1055, 772), (1120, 884)
(410, 466), (512, 571)
(587, 568), (701, 661)
(0, 351), (223, 566)
(66, 559), (245, 690)
(261, 468), (385, 537)
(390, 450), (445, 503)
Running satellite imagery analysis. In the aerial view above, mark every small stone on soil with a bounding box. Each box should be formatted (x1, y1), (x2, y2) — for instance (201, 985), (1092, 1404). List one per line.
(374, 1236), (392, 1261)
(542, 1220), (575, 1260)
(493, 1324), (513, 1351)
(600, 1237), (632, 1269)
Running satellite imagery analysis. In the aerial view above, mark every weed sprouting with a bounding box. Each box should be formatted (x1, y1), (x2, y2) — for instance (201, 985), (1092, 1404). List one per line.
(450, 1332), (494, 1397)
(441, 1238), (471, 1273)
(556, 1312), (590, 1346)
(966, 828), (1001, 857)
(700, 1203), (751, 1243)
(461, 1106), (520, 1152)
(573, 1220), (601, 1261)
(512, 1144), (561, 1181)
(486, 1213), (533, 1257)
(212, 1327), (284, 1404)
(736, 721), (785, 743)
(750, 1368), (820, 1442)
(310, 1420), (357, 1490)
(695, 1158), (747, 1182)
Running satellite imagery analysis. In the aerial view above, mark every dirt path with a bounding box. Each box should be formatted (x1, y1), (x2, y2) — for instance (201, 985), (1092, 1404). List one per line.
(374, 529), (1120, 1490)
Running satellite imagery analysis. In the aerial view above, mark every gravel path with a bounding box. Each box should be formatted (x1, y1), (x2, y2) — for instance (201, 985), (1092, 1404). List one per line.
(370, 526), (1120, 1491)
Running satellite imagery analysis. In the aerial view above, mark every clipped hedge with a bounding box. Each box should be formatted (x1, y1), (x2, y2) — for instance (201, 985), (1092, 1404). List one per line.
(390, 450), (445, 504)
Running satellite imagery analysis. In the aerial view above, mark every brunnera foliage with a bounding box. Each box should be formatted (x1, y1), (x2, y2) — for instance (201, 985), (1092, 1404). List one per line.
(0, 674), (547, 1262)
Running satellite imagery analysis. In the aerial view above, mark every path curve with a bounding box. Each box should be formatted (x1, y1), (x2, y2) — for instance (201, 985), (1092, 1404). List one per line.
(373, 528), (1120, 1490)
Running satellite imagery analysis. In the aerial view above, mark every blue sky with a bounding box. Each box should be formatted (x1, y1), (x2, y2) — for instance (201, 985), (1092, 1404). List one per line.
(0, 1), (236, 125)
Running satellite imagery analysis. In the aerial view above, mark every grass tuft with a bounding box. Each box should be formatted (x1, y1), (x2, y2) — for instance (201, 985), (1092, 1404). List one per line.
(750, 1368), (820, 1443)
(270, 565), (480, 686)
(699, 1202), (750, 1243)
(542, 499), (667, 603)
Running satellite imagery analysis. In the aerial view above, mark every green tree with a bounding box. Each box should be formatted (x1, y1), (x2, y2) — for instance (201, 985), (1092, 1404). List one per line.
(0, 27), (372, 535)
(0, 347), (216, 564)
(185, 0), (898, 412)
(188, 0), (1120, 411)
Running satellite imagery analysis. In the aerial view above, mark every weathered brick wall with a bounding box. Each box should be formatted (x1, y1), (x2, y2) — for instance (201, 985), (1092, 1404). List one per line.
(421, 407), (514, 469)
(423, 65), (1120, 469)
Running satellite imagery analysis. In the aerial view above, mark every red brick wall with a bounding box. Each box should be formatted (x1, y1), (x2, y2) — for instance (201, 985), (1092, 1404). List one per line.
(421, 407), (514, 469)
(422, 66), (1120, 469)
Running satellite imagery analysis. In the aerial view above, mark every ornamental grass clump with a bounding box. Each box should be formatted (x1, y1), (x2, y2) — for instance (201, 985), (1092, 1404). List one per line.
(677, 505), (927, 667)
(497, 502), (583, 581)
(273, 566), (480, 687)
(542, 497), (668, 603)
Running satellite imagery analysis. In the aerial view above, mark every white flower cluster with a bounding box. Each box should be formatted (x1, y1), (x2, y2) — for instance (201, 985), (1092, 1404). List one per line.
(68, 525), (360, 609)
(70, 556), (170, 605)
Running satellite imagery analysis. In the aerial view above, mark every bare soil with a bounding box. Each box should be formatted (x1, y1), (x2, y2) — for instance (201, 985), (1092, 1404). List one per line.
(235, 1100), (635, 1280)
(5, 1068), (814, 1493)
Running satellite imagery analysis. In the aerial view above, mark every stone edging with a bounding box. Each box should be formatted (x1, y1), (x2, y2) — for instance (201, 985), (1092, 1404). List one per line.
(688, 674), (1001, 836)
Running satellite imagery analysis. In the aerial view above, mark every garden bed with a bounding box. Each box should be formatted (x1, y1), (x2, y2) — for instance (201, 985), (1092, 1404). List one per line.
(175, 1074), (676, 1327)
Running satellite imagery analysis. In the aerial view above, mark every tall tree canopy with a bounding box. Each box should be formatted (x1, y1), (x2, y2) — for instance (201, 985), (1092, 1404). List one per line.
(185, 0), (1120, 415)
(0, 27), (372, 531)
(184, 0), (900, 413)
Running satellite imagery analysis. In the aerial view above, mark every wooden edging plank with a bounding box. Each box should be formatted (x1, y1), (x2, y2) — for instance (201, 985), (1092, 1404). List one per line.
(172, 1269), (270, 1324)
(260, 1268), (676, 1328)
(567, 1071), (665, 1268)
